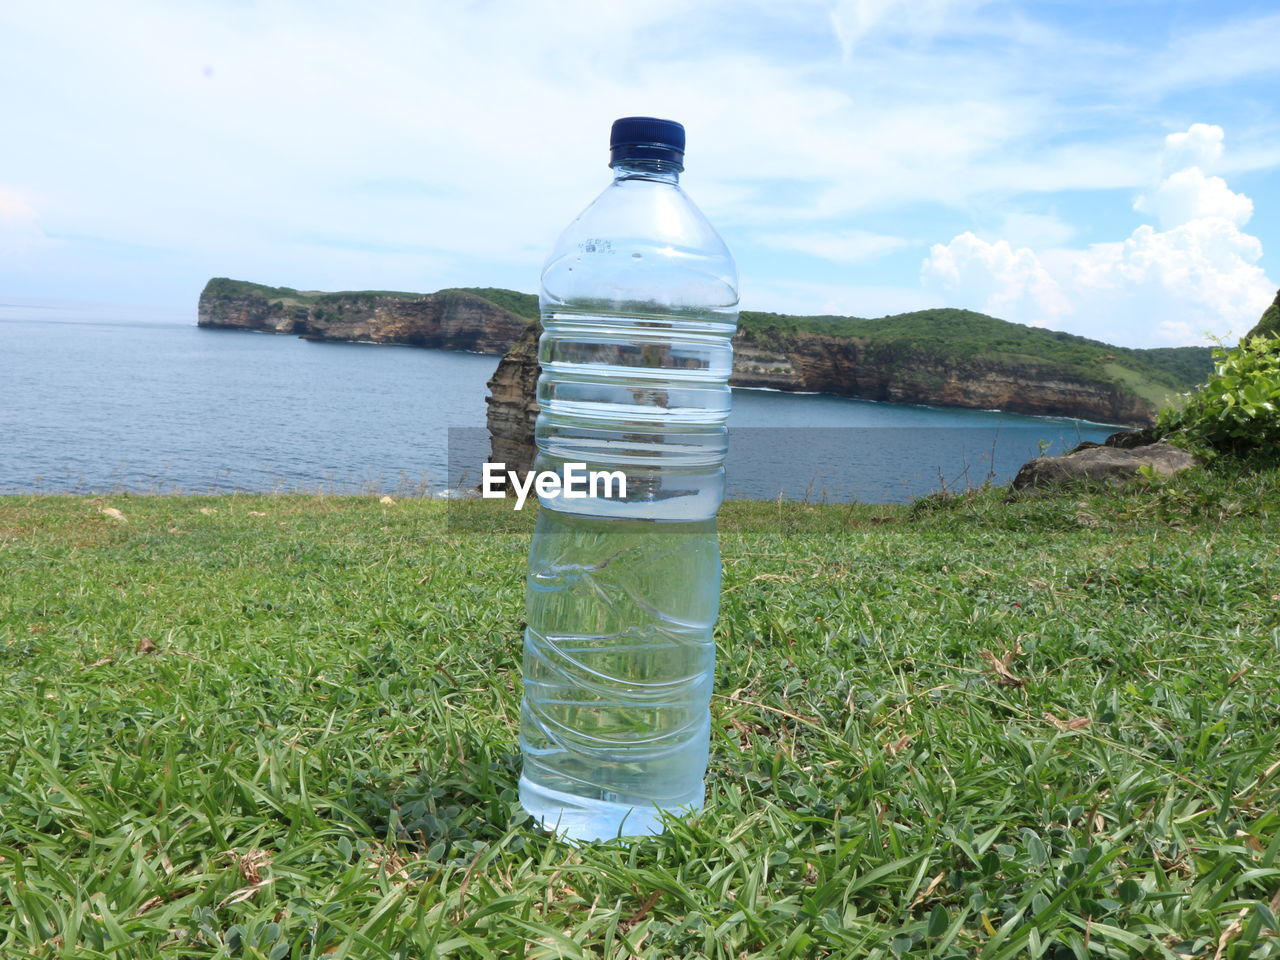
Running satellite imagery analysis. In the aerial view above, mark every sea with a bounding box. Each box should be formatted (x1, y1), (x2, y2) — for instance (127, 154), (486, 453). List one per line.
(0, 300), (1118, 503)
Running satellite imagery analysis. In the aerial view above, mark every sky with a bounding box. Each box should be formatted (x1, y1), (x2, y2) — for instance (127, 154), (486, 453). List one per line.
(2, 0), (1278, 348)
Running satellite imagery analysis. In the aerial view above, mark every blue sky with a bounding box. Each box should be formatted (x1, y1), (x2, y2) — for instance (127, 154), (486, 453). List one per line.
(1, 0), (1277, 346)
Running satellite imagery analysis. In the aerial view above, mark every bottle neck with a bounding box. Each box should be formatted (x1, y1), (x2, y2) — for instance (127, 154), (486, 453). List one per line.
(610, 159), (682, 184)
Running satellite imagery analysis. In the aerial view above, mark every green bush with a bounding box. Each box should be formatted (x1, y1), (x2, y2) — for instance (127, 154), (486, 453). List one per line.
(1158, 334), (1280, 457)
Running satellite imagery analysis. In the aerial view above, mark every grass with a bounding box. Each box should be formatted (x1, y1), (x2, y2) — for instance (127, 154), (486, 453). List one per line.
(443, 288), (539, 322)
(202, 279), (427, 305)
(1099, 363), (1183, 411)
(2, 466), (1278, 959)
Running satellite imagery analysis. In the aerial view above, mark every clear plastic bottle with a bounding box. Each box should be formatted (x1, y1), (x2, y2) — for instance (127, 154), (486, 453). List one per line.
(519, 117), (739, 841)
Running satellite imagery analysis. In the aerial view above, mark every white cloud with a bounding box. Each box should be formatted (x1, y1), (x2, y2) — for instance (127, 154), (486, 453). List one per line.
(1140, 12), (1280, 94)
(922, 125), (1275, 346)
(1134, 167), (1253, 229)
(922, 233), (1069, 324)
(1161, 123), (1224, 173)
(828, 0), (982, 59)
(0, 0), (1032, 286)
(1, 2), (1279, 310)
(997, 211), (1076, 249)
(1055, 219), (1269, 339)
(756, 229), (908, 263)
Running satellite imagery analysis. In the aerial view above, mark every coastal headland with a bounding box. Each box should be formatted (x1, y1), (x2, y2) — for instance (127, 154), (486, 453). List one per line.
(199, 277), (1215, 436)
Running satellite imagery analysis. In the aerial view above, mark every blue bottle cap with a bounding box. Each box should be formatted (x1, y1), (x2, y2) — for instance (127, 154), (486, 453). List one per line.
(610, 117), (685, 168)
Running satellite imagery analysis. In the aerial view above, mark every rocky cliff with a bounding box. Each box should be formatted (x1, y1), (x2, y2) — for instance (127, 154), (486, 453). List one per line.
(483, 318), (1167, 474)
(732, 329), (1156, 424)
(197, 278), (528, 355)
(485, 320), (543, 476)
(195, 280), (1211, 471)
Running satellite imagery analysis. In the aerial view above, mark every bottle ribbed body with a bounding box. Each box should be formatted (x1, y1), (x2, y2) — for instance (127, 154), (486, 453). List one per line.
(519, 159), (737, 840)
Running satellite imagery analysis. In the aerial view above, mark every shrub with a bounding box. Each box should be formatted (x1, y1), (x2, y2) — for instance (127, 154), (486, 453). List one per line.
(1157, 334), (1280, 458)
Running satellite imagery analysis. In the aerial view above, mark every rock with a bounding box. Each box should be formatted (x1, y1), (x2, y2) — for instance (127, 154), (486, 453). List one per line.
(202, 279), (1215, 441)
(483, 321), (1167, 484)
(485, 320), (542, 479)
(198, 282), (529, 355)
(1010, 443), (1199, 493)
(1066, 427), (1160, 455)
(1065, 440), (1103, 455)
(379, 495), (397, 505)
(1104, 427), (1160, 449)
(732, 329), (1159, 426)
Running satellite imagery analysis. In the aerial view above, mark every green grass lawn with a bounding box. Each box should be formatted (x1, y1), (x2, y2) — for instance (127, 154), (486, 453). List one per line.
(1, 468), (1278, 959)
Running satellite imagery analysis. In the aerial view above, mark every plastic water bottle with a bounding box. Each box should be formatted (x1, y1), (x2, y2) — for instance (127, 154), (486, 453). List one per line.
(519, 117), (739, 841)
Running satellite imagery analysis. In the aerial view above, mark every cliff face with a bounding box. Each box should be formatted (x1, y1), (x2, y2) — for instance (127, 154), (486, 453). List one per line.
(485, 324), (1157, 475)
(485, 320), (542, 476)
(196, 279), (1174, 477)
(733, 331), (1155, 424)
(198, 283), (528, 355)
(198, 293), (309, 334)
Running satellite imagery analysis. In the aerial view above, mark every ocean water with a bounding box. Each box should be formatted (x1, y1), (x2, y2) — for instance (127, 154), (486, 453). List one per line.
(0, 301), (1118, 502)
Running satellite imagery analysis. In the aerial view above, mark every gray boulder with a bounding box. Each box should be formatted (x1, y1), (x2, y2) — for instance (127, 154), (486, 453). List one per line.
(1011, 442), (1199, 492)
(1066, 427), (1160, 455)
(1103, 427), (1160, 449)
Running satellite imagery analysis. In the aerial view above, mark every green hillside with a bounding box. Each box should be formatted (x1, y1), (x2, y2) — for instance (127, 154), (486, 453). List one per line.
(1249, 297), (1279, 339)
(204, 278), (541, 321)
(446, 291), (1214, 396)
(202, 277), (425, 308)
(203, 279), (1215, 400)
(447, 287), (540, 319)
(738, 307), (1213, 399)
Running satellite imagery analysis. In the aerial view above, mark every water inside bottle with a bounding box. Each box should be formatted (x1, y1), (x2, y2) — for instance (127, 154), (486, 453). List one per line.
(519, 308), (733, 840)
